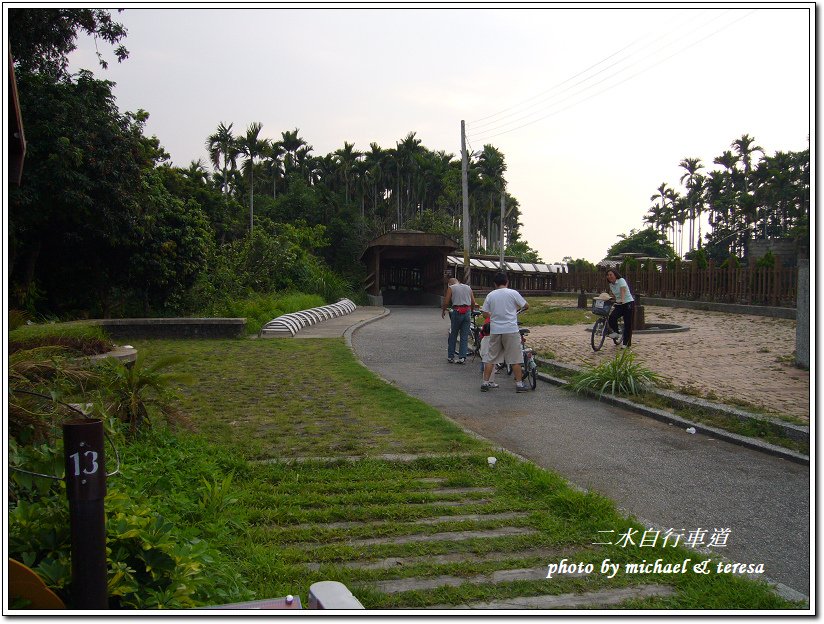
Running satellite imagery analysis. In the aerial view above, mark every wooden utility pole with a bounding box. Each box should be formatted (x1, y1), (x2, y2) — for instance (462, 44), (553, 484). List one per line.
(499, 189), (505, 269)
(460, 120), (471, 284)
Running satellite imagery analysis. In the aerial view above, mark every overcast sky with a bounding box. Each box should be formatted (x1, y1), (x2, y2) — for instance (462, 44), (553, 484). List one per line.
(67, 3), (813, 264)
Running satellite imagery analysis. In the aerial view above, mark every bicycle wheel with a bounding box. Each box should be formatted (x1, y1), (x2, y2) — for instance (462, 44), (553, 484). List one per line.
(529, 363), (538, 390)
(591, 318), (607, 351)
(468, 328), (479, 358)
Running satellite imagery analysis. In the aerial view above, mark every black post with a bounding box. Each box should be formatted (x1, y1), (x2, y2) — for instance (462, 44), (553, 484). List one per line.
(63, 419), (108, 609)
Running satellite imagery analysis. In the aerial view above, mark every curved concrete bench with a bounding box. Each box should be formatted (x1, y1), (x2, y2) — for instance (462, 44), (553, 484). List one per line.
(260, 299), (356, 337)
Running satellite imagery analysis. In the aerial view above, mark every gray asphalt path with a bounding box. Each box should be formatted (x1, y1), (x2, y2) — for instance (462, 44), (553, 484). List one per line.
(350, 306), (811, 600)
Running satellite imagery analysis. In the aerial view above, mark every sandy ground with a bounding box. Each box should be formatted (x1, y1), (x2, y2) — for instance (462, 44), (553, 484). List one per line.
(525, 302), (810, 422)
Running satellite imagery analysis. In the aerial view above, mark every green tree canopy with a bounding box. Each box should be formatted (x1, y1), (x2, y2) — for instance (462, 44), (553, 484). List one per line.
(9, 8), (128, 76)
(607, 227), (676, 259)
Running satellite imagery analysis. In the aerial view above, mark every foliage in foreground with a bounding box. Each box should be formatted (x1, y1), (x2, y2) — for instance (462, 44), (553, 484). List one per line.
(570, 349), (662, 396)
(8, 430), (253, 609)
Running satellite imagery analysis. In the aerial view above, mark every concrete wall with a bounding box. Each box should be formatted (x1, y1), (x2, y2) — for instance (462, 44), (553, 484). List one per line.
(90, 318), (246, 339)
(749, 239), (798, 267)
(796, 259), (809, 367)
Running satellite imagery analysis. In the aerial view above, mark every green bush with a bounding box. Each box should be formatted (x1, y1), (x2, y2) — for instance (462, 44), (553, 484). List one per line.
(9, 323), (112, 356)
(570, 349), (662, 396)
(8, 430), (254, 609)
(755, 251), (776, 268)
(205, 292), (326, 335)
(95, 353), (194, 435)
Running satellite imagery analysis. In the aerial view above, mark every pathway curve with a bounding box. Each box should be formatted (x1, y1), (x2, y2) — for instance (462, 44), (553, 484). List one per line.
(350, 306), (810, 600)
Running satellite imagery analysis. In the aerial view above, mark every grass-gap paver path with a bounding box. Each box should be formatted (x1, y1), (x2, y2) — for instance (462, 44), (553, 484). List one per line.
(130, 335), (802, 610)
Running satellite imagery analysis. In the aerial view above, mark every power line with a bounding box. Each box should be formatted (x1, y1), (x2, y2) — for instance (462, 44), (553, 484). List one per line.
(466, 9), (756, 143)
(467, 9), (740, 140)
(466, 10), (722, 134)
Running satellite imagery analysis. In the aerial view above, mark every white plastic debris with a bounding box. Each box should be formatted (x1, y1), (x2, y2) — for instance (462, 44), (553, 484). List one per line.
(686, 427), (696, 434)
(487, 456), (497, 467)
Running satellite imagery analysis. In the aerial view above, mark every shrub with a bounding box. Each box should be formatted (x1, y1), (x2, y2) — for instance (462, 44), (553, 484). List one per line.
(96, 354), (194, 435)
(9, 349), (101, 445)
(9, 323), (113, 356)
(205, 292), (326, 335)
(8, 430), (254, 609)
(570, 349), (662, 396)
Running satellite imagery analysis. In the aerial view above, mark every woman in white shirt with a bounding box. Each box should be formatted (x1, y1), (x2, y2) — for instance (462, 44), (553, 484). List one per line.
(606, 269), (635, 348)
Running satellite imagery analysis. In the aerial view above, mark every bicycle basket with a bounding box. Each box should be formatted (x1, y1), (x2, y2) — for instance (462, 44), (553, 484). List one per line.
(591, 299), (612, 316)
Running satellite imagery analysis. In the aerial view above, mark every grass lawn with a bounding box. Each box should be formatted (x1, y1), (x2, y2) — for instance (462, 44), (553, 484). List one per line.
(114, 336), (801, 610)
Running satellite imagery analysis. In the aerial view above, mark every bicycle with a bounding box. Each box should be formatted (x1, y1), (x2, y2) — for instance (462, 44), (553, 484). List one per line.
(467, 310), (485, 361)
(503, 311), (538, 390)
(590, 298), (624, 352)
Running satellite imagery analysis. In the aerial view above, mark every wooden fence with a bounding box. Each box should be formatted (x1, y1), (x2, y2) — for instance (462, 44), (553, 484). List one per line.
(553, 262), (797, 307)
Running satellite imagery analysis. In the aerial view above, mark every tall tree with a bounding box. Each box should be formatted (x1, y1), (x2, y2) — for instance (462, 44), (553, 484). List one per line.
(236, 122), (267, 233)
(477, 144), (507, 253)
(206, 121), (238, 198)
(678, 157), (704, 252)
(333, 141), (362, 206)
(8, 8), (128, 76)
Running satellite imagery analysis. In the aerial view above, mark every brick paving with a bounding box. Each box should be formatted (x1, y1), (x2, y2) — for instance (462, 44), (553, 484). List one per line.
(526, 303), (810, 422)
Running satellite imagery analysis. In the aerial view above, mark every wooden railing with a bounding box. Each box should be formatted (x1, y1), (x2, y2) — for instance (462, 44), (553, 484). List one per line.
(554, 263), (797, 307)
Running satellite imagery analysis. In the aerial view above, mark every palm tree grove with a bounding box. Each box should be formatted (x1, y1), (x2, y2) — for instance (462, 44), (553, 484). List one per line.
(8, 10), (809, 320)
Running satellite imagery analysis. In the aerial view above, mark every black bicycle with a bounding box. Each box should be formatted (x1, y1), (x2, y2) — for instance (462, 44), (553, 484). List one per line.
(503, 311), (538, 390)
(590, 298), (624, 352)
(467, 310), (485, 361)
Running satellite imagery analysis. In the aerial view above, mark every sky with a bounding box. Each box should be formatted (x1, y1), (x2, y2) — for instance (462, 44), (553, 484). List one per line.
(66, 3), (813, 264)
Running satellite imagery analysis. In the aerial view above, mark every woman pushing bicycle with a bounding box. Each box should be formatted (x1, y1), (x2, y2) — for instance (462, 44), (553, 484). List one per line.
(606, 268), (634, 348)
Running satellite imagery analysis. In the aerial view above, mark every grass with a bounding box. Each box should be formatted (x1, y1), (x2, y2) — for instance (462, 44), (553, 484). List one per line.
(200, 292), (327, 335)
(8, 322), (112, 355)
(628, 393), (809, 455)
(102, 335), (803, 610)
(569, 350), (662, 397)
(519, 297), (592, 327)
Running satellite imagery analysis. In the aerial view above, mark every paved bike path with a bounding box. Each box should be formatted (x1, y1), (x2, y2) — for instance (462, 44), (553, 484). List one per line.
(349, 306), (811, 601)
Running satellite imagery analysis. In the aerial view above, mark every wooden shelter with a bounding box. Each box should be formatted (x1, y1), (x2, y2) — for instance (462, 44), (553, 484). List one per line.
(360, 231), (459, 305)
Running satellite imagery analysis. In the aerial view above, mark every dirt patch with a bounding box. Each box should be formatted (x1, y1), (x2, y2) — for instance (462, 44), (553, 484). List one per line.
(528, 305), (809, 422)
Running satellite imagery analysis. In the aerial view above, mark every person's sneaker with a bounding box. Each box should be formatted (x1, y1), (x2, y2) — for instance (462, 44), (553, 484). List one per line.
(608, 332), (620, 340)
(481, 382), (492, 391)
(455, 358), (466, 365)
(487, 382), (499, 388)
(447, 357), (454, 363)
(621, 344), (629, 349)
(516, 383), (529, 393)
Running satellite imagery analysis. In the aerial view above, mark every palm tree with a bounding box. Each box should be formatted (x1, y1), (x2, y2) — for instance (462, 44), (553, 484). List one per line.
(395, 132), (423, 224)
(184, 158), (210, 185)
(280, 128), (308, 181)
(678, 157), (703, 252)
(477, 144), (507, 253)
(731, 134), (764, 249)
(206, 122), (238, 197)
(236, 122), (268, 233)
(362, 142), (387, 223)
(266, 141), (285, 199)
(333, 141), (362, 206)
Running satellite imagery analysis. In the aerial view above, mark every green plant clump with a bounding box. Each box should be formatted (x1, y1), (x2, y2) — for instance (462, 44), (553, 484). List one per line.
(201, 292), (326, 335)
(8, 431), (254, 609)
(9, 322), (112, 355)
(570, 349), (662, 396)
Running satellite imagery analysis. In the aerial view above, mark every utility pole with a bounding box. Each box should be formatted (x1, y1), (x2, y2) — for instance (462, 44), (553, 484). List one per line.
(460, 120), (471, 284)
(499, 188), (506, 269)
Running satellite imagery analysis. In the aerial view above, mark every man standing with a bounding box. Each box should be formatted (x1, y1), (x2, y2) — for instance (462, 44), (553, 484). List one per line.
(481, 272), (529, 392)
(441, 277), (477, 364)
